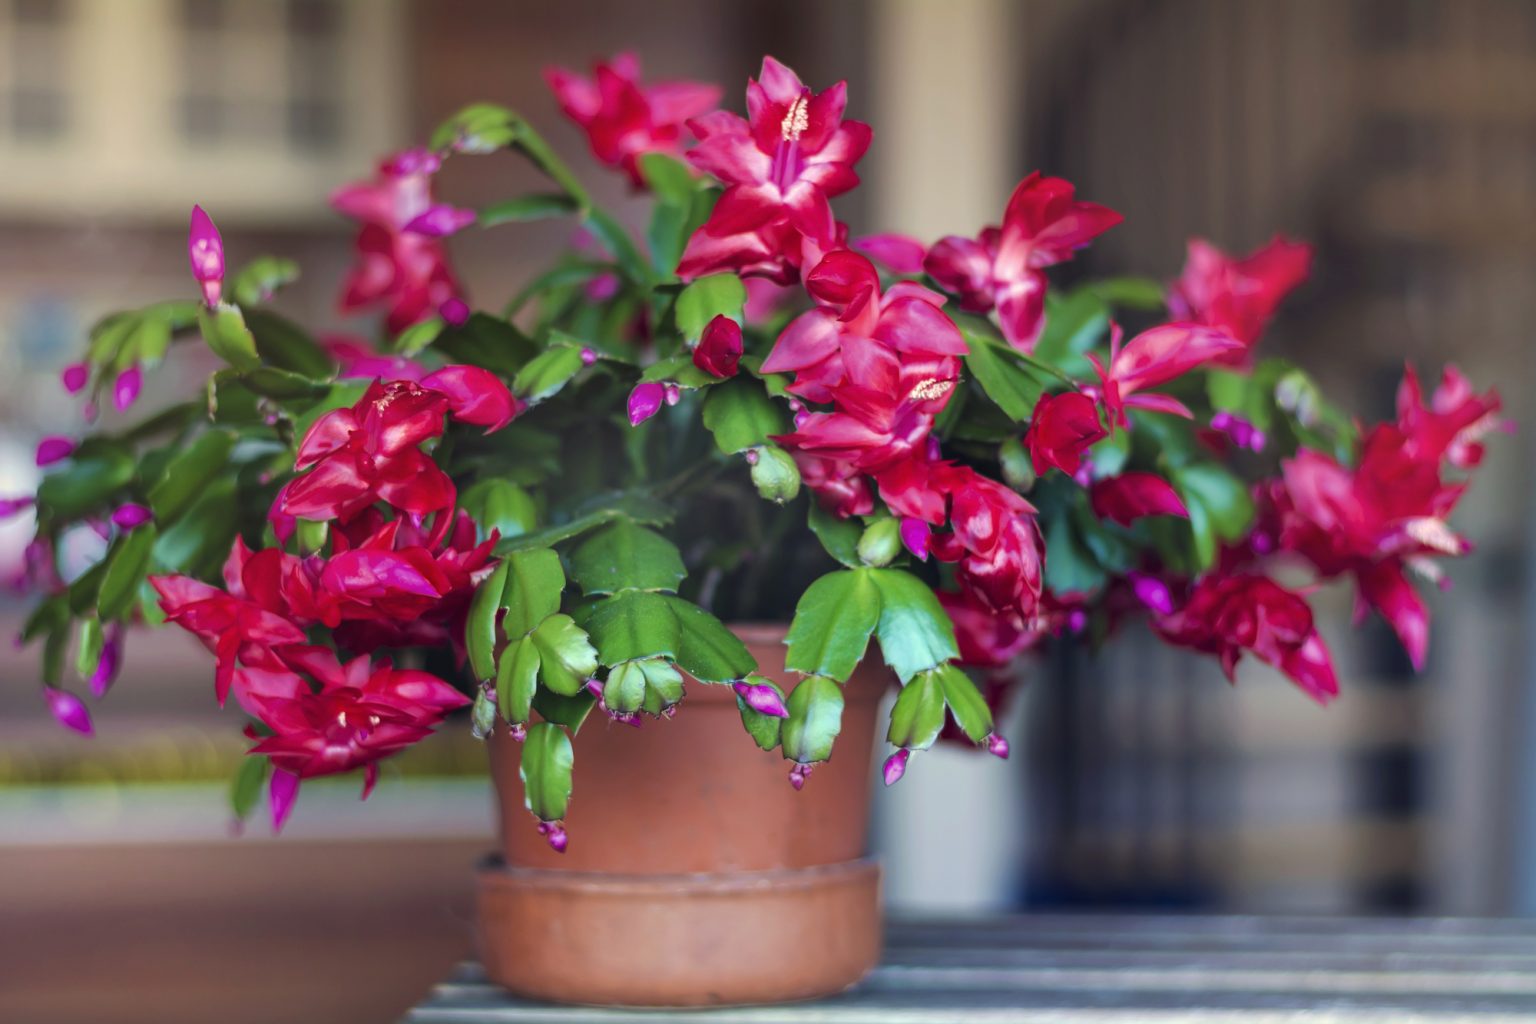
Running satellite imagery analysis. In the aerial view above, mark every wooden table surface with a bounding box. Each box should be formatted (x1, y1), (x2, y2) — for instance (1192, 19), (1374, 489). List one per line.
(406, 914), (1536, 1022)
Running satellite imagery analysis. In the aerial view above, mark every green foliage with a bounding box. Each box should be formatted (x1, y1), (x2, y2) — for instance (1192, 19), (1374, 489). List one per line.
(868, 569), (958, 682)
(701, 378), (789, 454)
(520, 723), (574, 821)
(785, 570), (881, 682)
(497, 636), (541, 724)
(781, 676), (845, 764)
(569, 521), (686, 595)
(229, 756), (269, 824)
(98, 525), (158, 622)
(198, 304), (261, 371)
(887, 671), (946, 750)
(229, 257), (300, 307)
(674, 273), (746, 342)
(807, 501), (863, 568)
(582, 589), (680, 664)
(663, 596), (756, 682)
(529, 614), (599, 696)
(500, 548), (566, 638)
(936, 664), (994, 744)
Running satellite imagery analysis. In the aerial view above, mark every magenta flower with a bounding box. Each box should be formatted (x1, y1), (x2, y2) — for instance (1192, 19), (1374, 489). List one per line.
(679, 57), (871, 283)
(692, 314), (743, 379)
(403, 204), (477, 238)
(60, 362), (89, 395)
(35, 436), (75, 467)
(187, 204), (225, 307)
(627, 381), (665, 426)
(1168, 236), (1311, 365)
(44, 686), (93, 736)
(1088, 322), (1243, 430)
(113, 366), (143, 413)
(853, 233), (927, 275)
(1395, 363), (1505, 470)
(270, 768), (300, 833)
(110, 503), (153, 530)
(925, 173), (1122, 351)
(1089, 472), (1189, 526)
(0, 496), (35, 519)
(1023, 391), (1107, 477)
(733, 681), (788, 718)
(546, 52), (721, 188)
(882, 749), (910, 786)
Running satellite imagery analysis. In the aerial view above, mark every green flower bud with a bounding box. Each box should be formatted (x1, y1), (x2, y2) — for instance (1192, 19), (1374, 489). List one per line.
(856, 517), (901, 567)
(749, 446), (801, 504)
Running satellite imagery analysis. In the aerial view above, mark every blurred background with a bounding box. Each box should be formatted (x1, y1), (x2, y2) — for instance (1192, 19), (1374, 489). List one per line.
(2, 0), (1534, 1021)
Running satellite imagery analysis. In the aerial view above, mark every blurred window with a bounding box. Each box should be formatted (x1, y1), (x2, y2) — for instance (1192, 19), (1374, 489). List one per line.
(0, 0), (404, 220)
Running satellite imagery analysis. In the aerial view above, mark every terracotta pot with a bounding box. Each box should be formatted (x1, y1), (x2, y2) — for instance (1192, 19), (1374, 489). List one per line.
(477, 623), (889, 1007)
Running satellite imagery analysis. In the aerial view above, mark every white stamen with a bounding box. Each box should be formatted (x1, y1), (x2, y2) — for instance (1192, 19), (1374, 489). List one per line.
(781, 95), (809, 142)
(1403, 517), (1462, 555)
(909, 378), (953, 402)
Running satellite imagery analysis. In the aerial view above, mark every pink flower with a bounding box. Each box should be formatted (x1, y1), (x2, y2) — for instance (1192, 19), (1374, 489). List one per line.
(1153, 570), (1339, 705)
(1089, 472), (1190, 526)
(925, 173), (1121, 351)
(187, 204), (225, 307)
(327, 336), (427, 382)
(853, 233), (926, 274)
(333, 149), (468, 334)
(110, 503), (153, 530)
(1023, 391), (1106, 477)
(148, 574), (308, 706)
(1168, 236), (1311, 365)
(0, 496), (34, 519)
(938, 587), (1039, 668)
(1088, 322), (1243, 429)
(35, 436), (75, 467)
(1395, 363), (1505, 470)
(692, 314), (743, 378)
(794, 452), (874, 518)
(679, 57), (871, 283)
(546, 52), (721, 188)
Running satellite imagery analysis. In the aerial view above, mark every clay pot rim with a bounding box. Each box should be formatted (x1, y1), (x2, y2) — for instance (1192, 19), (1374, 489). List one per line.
(480, 855), (878, 894)
(723, 621), (791, 645)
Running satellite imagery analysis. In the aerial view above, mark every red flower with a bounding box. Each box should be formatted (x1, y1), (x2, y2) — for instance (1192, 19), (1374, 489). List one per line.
(245, 646), (467, 793)
(333, 148), (472, 334)
(279, 373), (515, 524)
(1088, 322), (1243, 429)
(1168, 237), (1311, 365)
(1153, 570), (1339, 705)
(794, 451), (874, 518)
(679, 57), (871, 283)
(1023, 391), (1106, 477)
(1395, 362), (1505, 470)
(692, 314), (743, 378)
(545, 52), (720, 188)
(939, 588), (1039, 668)
(1090, 472), (1190, 526)
(149, 573), (307, 706)
(929, 467), (1045, 623)
(1268, 421), (1472, 669)
(925, 173), (1121, 351)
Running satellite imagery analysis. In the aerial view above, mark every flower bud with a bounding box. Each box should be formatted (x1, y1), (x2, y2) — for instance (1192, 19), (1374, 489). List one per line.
(733, 681), (788, 718)
(750, 446), (801, 504)
(44, 686), (92, 736)
(998, 436), (1035, 492)
(403, 203), (476, 238)
(0, 496), (34, 520)
(110, 503), (153, 530)
(788, 762), (814, 790)
(985, 732), (1010, 760)
(627, 382), (665, 426)
(440, 297), (470, 326)
(508, 722), (527, 742)
(882, 749), (910, 786)
(899, 517), (931, 560)
(113, 366), (142, 413)
(187, 205), (225, 307)
(539, 822), (569, 853)
(61, 363), (88, 395)
(579, 347), (597, 366)
(663, 382), (682, 406)
(856, 518), (901, 567)
(692, 314), (743, 379)
(35, 436), (75, 467)
(88, 624), (123, 699)
(1129, 572), (1175, 615)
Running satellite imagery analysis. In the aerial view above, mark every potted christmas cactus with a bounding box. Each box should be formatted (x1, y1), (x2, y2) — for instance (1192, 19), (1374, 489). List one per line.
(10, 53), (1503, 1007)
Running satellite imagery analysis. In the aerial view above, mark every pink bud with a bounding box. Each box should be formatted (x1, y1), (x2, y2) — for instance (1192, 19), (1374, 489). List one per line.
(1129, 572), (1175, 615)
(270, 767), (300, 833)
(382, 147), (441, 176)
(508, 722), (527, 742)
(743, 448), (761, 465)
(787, 399), (804, 414)
(44, 686), (92, 736)
(788, 763), (814, 790)
(584, 678), (604, 699)
(112, 366), (142, 412)
(536, 821), (569, 853)
(579, 347), (597, 365)
(627, 382), (665, 426)
(187, 205), (225, 306)
(111, 503), (153, 530)
(733, 681), (788, 718)
(985, 733), (1010, 760)
(89, 625), (123, 699)
(440, 297), (471, 326)
(899, 517), (931, 560)
(60, 363), (89, 394)
(882, 749), (910, 786)
(404, 203), (476, 238)
(663, 383), (682, 406)
(36, 436), (77, 466)
(1066, 609), (1089, 634)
